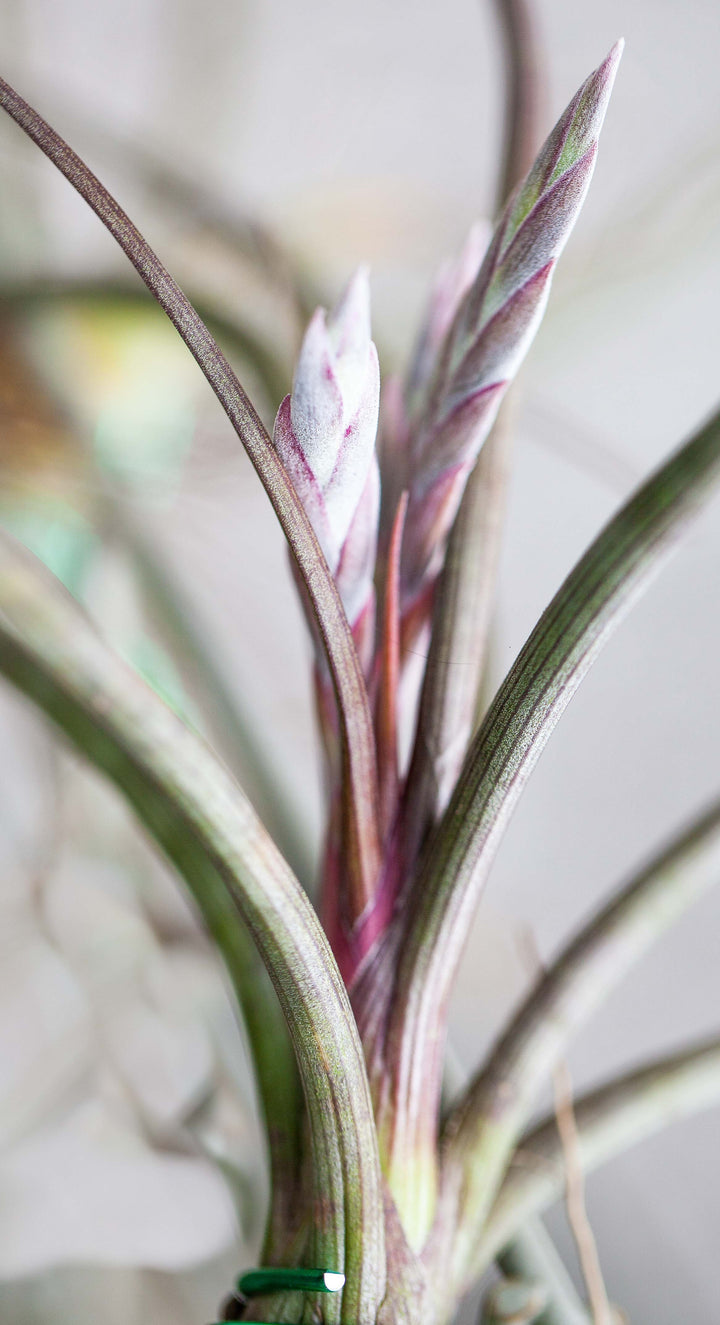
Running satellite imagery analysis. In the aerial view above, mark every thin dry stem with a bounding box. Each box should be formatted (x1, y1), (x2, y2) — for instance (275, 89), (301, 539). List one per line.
(481, 1036), (720, 1272)
(494, 0), (547, 210)
(552, 1062), (613, 1325)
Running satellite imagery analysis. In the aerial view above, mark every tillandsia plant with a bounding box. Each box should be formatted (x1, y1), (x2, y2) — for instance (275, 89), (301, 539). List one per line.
(2, 8), (720, 1325)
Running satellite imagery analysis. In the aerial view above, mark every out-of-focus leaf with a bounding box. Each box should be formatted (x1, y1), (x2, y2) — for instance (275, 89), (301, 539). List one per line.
(0, 497), (95, 597)
(481, 1037), (720, 1274)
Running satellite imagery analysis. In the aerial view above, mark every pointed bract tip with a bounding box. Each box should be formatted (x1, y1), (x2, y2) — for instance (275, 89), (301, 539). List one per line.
(599, 37), (624, 88)
(293, 305), (331, 390)
(330, 265), (372, 352)
(575, 38), (623, 146)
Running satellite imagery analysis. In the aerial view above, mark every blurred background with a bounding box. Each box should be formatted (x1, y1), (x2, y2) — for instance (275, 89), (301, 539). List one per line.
(0, 0), (719, 1321)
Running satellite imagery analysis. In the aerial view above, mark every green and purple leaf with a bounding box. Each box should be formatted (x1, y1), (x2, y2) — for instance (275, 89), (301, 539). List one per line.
(0, 532), (386, 1325)
(373, 403), (720, 1249)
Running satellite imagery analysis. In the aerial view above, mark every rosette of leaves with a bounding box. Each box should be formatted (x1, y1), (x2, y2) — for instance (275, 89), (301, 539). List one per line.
(2, 26), (720, 1325)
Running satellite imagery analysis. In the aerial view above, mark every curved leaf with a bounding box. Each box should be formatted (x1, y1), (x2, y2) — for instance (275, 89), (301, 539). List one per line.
(0, 74), (381, 938)
(0, 533), (385, 1324)
(381, 406), (720, 1242)
(438, 796), (720, 1283)
(480, 1037), (720, 1276)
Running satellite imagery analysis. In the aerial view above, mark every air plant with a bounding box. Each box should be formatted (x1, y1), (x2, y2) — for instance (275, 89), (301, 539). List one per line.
(1, 9), (720, 1325)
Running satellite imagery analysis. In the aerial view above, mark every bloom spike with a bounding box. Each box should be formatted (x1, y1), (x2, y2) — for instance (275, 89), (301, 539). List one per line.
(400, 41), (623, 623)
(406, 220), (490, 411)
(377, 491), (408, 839)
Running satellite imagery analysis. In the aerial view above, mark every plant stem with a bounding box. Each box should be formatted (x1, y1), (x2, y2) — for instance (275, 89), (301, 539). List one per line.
(377, 493), (407, 840)
(0, 532), (385, 1325)
(498, 1219), (589, 1325)
(401, 412), (512, 869)
(493, 0), (547, 211)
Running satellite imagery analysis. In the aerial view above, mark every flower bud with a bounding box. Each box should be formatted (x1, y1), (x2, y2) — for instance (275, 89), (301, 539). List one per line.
(274, 268), (380, 657)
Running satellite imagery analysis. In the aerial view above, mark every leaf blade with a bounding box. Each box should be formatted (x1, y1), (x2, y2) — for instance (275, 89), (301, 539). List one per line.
(383, 406), (720, 1243)
(0, 73), (381, 934)
(0, 532), (385, 1324)
(481, 1037), (720, 1276)
(438, 796), (720, 1287)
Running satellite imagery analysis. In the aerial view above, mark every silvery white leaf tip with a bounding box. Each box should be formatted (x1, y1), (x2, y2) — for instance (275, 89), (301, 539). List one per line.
(328, 262), (373, 417)
(274, 269), (380, 645)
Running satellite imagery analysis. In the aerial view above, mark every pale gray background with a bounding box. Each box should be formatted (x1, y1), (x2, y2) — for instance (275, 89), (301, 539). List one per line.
(0, 1), (719, 1321)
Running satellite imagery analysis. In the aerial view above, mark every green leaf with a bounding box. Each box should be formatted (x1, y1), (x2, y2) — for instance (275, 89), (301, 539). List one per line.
(438, 796), (720, 1290)
(0, 72), (381, 937)
(401, 415), (511, 873)
(481, 1036), (720, 1275)
(380, 405), (720, 1247)
(0, 532), (385, 1325)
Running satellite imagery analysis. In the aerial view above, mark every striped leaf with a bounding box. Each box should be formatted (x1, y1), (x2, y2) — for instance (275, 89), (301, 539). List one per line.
(0, 532), (385, 1325)
(378, 406), (720, 1245)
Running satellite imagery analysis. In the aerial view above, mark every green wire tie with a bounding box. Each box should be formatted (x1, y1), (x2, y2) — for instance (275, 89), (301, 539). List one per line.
(207, 1267), (346, 1323)
(238, 1267), (346, 1297)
